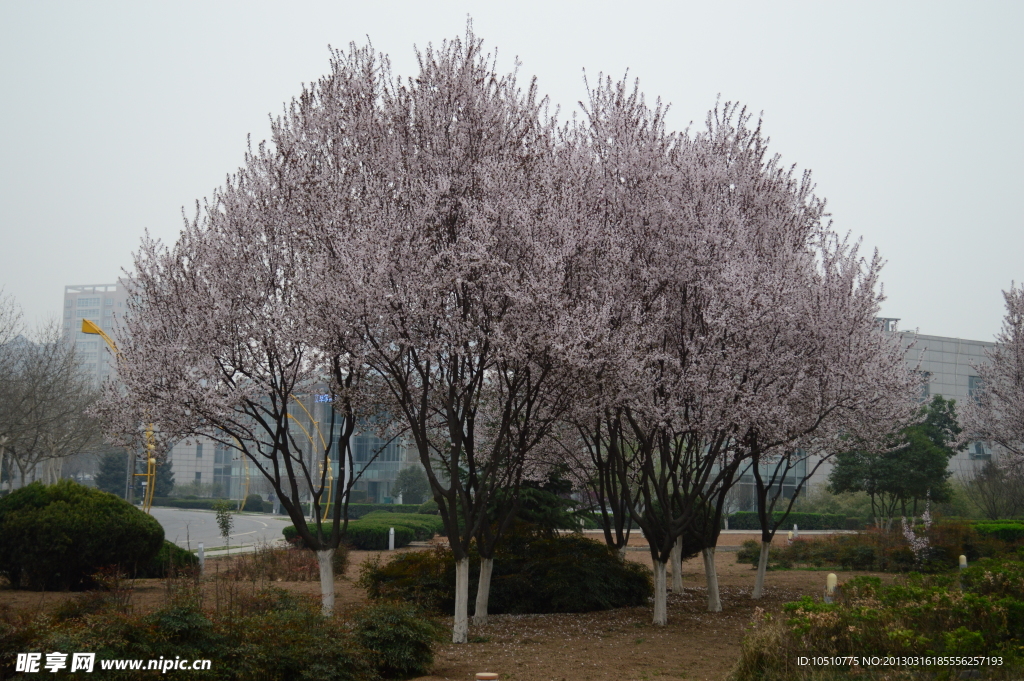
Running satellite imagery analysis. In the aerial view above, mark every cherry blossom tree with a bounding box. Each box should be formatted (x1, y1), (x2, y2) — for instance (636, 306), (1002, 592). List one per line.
(563, 76), (918, 624)
(94, 100), (381, 615)
(962, 285), (1024, 465)
(298, 30), (583, 641)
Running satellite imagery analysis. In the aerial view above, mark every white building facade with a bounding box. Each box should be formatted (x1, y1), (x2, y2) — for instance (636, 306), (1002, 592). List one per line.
(62, 282), (129, 389)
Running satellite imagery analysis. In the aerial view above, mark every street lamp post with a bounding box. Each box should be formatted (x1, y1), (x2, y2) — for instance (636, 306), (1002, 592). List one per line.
(81, 319), (157, 512)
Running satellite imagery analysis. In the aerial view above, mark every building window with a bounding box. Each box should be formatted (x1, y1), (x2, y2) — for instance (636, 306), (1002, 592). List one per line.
(969, 376), (984, 401)
(214, 443), (231, 464)
(77, 297), (100, 307)
(105, 298), (113, 306)
(970, 442), (991, 460)
(195, 471), (202, 482)
(916, 371), (932, 401)
(196, 443), (203, 458)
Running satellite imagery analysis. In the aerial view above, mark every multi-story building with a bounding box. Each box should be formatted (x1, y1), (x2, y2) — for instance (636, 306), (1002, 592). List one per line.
(62, 282), (130, 388)
(164, 393), (424, 505)
(734, 320), (999, 510)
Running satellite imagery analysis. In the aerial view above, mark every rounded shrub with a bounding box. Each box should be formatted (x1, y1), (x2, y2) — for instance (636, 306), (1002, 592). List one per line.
(137, 540), (200, 578)
(241, 494), (265, 513)
(353, 601), (445, 678)
(284, 519), (417, 550)
(0, 480), (165, 590)
(361, 531), (653, 614)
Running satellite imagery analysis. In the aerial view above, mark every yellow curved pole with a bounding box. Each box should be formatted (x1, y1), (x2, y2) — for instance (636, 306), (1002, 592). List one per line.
(287, 396), (335, 519)
(82, 319), (157, 513)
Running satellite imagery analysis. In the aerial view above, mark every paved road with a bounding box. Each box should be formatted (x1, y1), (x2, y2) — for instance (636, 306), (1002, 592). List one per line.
(150, 508), (294, 551)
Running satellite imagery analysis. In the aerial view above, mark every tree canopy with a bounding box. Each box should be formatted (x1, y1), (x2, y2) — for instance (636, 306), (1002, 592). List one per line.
(829, 395), (963, 524)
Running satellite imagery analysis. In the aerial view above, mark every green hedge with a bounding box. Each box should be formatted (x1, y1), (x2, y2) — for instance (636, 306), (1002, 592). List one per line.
(727, 512), (850, 531)
(0, 480), (165, 590)
(362, 512), (444, 540)
(974, 522), (1024, 543)
(283, 515), (432, 550)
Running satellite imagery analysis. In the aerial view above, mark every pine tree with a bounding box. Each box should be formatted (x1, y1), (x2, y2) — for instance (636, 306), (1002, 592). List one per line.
(94, 450), (126, 498)
(154, 457), (174, 497)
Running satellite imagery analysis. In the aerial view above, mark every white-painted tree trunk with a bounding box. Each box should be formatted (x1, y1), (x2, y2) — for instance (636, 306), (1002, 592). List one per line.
(702, 547), (722, 612)
(652, 559), (668, 625)
(316, 549), (336, 617)
(752, 540), (771, 599)
(453, 557), (470, 643)
(473, 557), (494, 626)
(671, 536), (683, 592)
(618, 546), (628, 560)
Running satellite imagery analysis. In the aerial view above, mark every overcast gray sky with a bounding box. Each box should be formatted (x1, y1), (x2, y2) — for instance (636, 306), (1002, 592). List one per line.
(1, 1), (1021, 341)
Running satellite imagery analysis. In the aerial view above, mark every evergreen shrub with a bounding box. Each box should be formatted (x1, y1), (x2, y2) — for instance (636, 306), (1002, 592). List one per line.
(974, 521), (1024, 543)
(731, 565), (1024, 681)
(360, 531), (653, 614)
(137, 541), (200, 578)
(353, 602), (445, 678)
(1, 588), (383, 681)
(0, 480), (164, 590)
(241, 494), (264, 512)
(736, 521), (1013, 573)
(727, 511), (848, 530)
(284, 512), (438, 550)
(283, 521), (416, 550)
(361, 511), (443, 540)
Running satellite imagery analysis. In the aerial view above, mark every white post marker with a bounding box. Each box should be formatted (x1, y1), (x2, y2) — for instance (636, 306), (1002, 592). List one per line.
(198, 543), (205, 576)
(787, 530), (793, 543)
(388, 527), (395, 551)
(476, 673), (499, 681)
(825, 573), (837, 603)
(959, 554), (968, 569)
(793, 523), (799, 539)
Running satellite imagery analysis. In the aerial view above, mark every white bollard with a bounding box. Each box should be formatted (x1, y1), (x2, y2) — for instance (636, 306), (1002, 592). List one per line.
(476, 674), (499, 681)
(787, 530), (793, 543)
(793, 523), (799, 539)
(388, 527), (395, 551)
(959, 554), (968, 569)
(825, 573), (837, 603)
(198, 543), (205, 576)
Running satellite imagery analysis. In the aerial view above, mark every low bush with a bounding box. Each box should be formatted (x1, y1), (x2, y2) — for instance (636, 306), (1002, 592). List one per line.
(727, 512), (849, 531)
(736, 522), (1014, 574)
(345, 523), (416, 551)
(1, 586), (396, 681)
(283, 513), (434, 550)
(136, 541), (200, 579)
(240, 494), (264, 513)
(362, 512), (443, 540)
(975, 521), (1024, 543)
(353, 602), (445, 678)
(0, 480), (164, 590)
(731, 563), (1024, 681)
(360, 531), (652, 614)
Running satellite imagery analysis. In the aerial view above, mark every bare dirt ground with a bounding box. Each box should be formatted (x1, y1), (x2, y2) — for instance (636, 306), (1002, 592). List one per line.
(0, 533), (887, 681)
